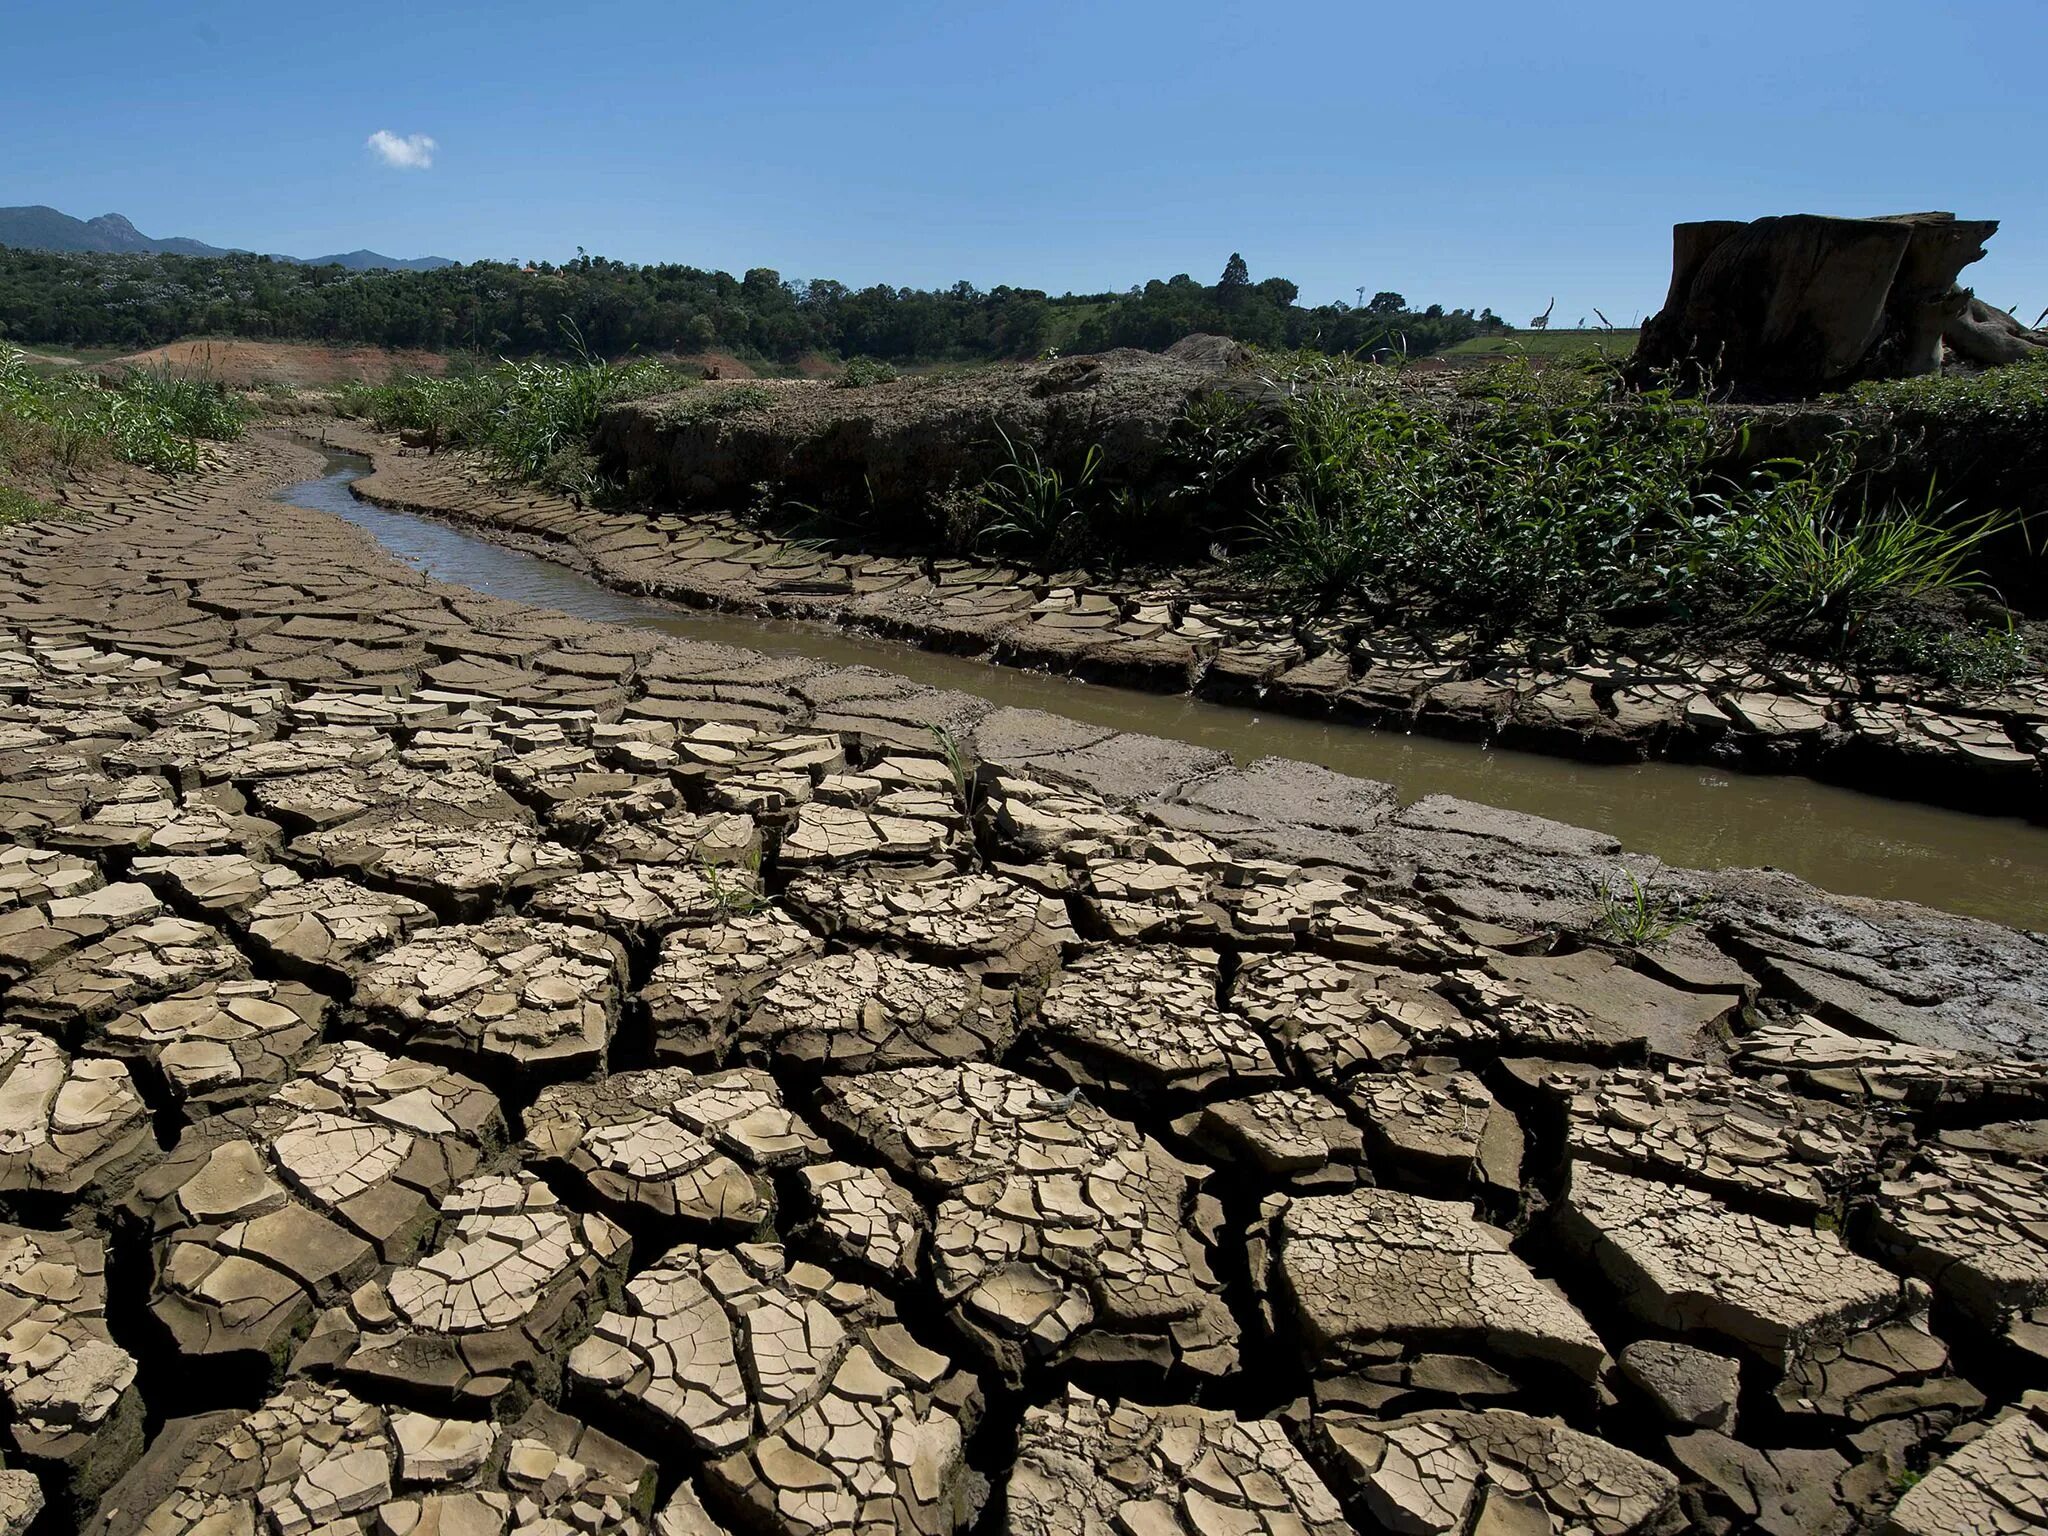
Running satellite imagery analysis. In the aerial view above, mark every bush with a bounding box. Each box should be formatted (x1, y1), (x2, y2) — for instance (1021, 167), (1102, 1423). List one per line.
(1696, 447), (2019, 650)
(0, 481), (59, 526)
(0, 345), (247, 480)
(834, 357), (897, 388)
(337, 351), (692, 496)
(1855, 618), (2031, 689)
(967, 425), (1104, 568)
(1239, 357), (1727, 632)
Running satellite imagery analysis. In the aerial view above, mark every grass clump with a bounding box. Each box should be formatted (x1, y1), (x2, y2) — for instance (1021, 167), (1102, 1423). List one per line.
(698, 847), (768, 917)
(1241, 358), (1726, 633)
(1853, 617), (2031, 690)
(968, 425), (1105, 568)
(835, 357), (898, 388)
(1689, 441), (2023, 652)
(1, 344), (247, 489)
(1587, 869), (1699, 947)
(0, 482), (63, 526)
(1233, 355), (2031, 667)
(337, 342), (694, 499)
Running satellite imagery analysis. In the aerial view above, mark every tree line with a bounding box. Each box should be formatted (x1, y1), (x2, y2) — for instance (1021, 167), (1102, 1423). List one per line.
(0, 245), (1506, 363)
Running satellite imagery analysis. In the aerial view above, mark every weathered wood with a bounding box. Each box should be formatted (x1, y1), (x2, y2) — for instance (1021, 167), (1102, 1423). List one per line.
(1634, 212), (2033, 397)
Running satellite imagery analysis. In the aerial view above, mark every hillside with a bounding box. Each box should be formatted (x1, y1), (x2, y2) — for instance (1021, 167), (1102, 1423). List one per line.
(0, 204), (453, 270)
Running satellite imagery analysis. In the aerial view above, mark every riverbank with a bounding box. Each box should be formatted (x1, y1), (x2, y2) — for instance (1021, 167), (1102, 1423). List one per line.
(300, 443), (2048, 925)
(4, 427), (2047, 1536)
(333, 412), (2048, 822)
(10, 426), (2044, 1047)
(1, 424), (2046, 1536)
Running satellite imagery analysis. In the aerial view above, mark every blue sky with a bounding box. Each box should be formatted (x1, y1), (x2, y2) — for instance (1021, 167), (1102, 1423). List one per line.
(7, 0), (2046, 325)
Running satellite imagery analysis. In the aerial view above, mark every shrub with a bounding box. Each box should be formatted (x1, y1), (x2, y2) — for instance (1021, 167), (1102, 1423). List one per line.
(1855, 617), (2031, 689)
(0, 345), (246, 479)
(337, 349), (693, 495)
(1239, 358), (1728, 632)
(835, 357), (897, 388)
(1696, 447), (2018, 650)
(0, 481), (60, 526)
(968, 425), (1104, 567)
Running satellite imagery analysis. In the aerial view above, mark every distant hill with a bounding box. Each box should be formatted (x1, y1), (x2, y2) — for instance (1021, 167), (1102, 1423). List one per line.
(0, 205), (454, 271)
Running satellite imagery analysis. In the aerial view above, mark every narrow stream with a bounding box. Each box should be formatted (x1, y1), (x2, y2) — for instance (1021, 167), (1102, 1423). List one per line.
(285, 456), (2048, 929)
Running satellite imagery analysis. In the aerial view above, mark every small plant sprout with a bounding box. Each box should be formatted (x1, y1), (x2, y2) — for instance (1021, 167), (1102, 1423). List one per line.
(930, 725), (978, 810)
(1586, 868), (1699, 947)
(699, 846), (768, 917)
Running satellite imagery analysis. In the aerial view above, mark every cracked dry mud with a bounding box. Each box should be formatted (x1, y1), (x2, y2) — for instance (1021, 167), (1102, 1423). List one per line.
(0, 431), (2043, 1536)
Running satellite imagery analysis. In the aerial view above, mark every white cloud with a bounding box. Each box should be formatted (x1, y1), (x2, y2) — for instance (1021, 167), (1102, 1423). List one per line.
(365, 130), (437, 170)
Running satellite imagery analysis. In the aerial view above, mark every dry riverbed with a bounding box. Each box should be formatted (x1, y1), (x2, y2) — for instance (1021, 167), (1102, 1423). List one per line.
(0, 431), (2044, 1536)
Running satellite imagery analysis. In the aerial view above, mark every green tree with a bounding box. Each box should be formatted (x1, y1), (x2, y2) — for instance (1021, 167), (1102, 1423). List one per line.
(1217, 253), (1252, 300)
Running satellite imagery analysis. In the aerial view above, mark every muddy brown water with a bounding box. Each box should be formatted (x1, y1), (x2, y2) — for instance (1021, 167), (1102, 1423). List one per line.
(287, 457), (2048, 930)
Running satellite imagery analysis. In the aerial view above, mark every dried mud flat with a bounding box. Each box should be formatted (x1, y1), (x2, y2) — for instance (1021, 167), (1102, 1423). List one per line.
(0, 432), (2045, 1536)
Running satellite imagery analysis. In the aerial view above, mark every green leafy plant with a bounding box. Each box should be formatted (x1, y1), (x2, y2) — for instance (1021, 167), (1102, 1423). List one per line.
(1699, 450), (2018, 649)
(1, 344), (247, 480)
(336, 338), (692, 498)
(834, 357), (898, 388)
(1854, 616), (2032, 689)
(0, 481), (61, 526)
(929, 725), (978, 809)
(1587, 869), (1699, 947)
(699, 846), (768, 917)
(970, 423), (1104, 567)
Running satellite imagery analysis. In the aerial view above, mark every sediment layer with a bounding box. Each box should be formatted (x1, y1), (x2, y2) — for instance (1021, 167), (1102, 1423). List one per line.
(0, 430), (2043, 1536)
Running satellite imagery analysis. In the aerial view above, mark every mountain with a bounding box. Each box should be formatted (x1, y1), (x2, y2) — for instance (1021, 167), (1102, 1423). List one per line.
(0, 205), (454, 271)
(297, 248), (455, 273)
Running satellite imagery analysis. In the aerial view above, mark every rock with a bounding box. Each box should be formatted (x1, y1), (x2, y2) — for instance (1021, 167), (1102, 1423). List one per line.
(297, 1172), (630, 1408)
(1348, 1070), (1524, 1197)
(241, 875), (438, 982)
(569, 1240), (982, 1534)
(527, 862), (747, 943)
(783, 864), (1071, 986)
(1619, 1339), (1741, 1431)
(1555, 1061), (1885, 1217)
(99, 1380), (654, 1536)
(1481, 948), (1741, 1061)
(1007, 1386), (1350, 1536)
(355, 916), (629, 1081)
(123, 1043), (502, 1376)
(291, 813), (579, 919)
(1312, 1407), (1680, 1536)
(1884, 1399), (2048, 1536)
(1557, 1162), (1914, 1371)
(524, 1066), (825, 1234)
(1034, 944), (1281, 1099)
(1732, 1013), (2048, 1113)
(820, 1063), (1239, 1385)
(92, 977), (330, 1113)
(792, 1161), (925, 1285)
(129, 852), (302, 922)
(1866, 1145), (2048, 1349)
(1188, 1089), (1368, 1187)
(640, 910), (821, 1064)
(0, 1469), (39, 1536)
(1257, 1188), (1607, 1385)
(4, 915), (250, 1033)
(0, 1225), (142, 1518)
(779, 797), (958, 867)
(0, 1028), (157, 1213)
(738, 949), (1017, 1074)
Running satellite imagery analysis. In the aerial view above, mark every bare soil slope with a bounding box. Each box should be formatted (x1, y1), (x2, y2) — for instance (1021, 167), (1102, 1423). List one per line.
(105, 339), (450, 387)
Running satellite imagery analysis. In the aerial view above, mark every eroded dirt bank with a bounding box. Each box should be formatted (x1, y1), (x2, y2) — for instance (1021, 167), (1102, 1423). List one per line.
(0, 431), (2044, 1536)
(335, 412), (2048, 824)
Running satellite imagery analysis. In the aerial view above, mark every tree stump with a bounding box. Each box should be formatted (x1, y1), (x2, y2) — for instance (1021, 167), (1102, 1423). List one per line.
(1632, 212), (2040, 397)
